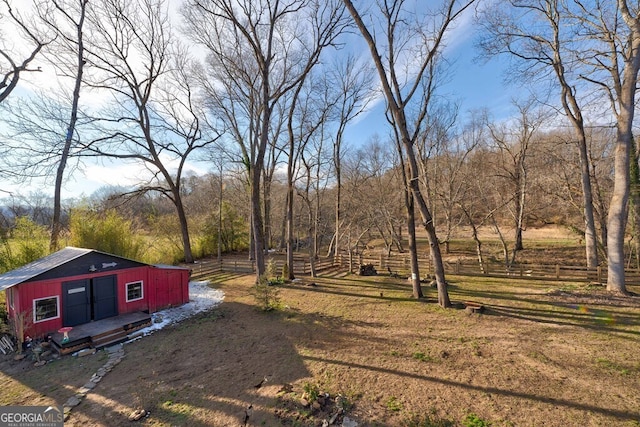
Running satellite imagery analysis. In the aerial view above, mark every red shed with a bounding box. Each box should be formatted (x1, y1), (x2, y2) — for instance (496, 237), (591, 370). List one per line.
(0, 247), (190, 340)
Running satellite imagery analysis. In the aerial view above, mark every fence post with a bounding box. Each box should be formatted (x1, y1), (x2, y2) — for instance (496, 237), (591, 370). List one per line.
(556, 264), (560, 279)
(379, 254), (383, 270)
(597, 266), (602, 283)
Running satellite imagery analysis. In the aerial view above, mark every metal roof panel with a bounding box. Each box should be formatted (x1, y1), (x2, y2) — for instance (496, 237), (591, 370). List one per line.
(0, 247), (92, 291)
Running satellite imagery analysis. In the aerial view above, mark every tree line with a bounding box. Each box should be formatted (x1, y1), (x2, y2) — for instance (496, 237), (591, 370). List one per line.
(1, 0), (638, 303)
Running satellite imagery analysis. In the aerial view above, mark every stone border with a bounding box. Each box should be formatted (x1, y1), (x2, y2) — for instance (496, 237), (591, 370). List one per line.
(63, 344), (125, 421)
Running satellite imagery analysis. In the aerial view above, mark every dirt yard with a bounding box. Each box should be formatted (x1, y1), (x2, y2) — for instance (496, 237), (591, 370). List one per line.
(1, 269), (639, 426)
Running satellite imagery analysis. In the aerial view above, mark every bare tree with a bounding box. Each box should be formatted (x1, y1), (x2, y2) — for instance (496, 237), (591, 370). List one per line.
(486, 100), (548, 268)
(297, 119), (333, 278)
(283, 73), (331, 279)
(31, 0), (89, 251)
(478, 0), (600, 268)
(570, 0), (640, 294)
(343, 0), (476, 307)
(339, 138), (401, 260)
(183, 0), (350, 277)
(415, 100), (460, 254)
(327, 55), (375, 259)
(0, 1), (49, 103)
(80, 0), (220, 263)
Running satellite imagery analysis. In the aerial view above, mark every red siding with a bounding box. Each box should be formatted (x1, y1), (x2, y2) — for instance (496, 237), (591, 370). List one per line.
(7, 264), (189, 339)
(14, 280), (63, 338)
(116, 267), (151, 314)
(149, 268), (189, 312)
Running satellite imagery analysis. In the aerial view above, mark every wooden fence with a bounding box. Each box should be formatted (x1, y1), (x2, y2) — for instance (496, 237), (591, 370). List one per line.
(188, 253), (334, 281)
(187, 251), (640, 285)
(335, 252), (640, 285)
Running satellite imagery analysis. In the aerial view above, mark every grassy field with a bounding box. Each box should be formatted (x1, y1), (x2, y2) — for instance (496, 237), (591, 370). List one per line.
(1, 269), (638, 426)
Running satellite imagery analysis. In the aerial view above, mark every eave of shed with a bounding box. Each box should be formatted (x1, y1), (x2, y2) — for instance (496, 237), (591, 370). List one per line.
(0, 247), (92, 291)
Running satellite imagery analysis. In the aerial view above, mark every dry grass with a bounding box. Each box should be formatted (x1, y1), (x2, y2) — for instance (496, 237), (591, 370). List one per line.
(1, 270), (639, 427)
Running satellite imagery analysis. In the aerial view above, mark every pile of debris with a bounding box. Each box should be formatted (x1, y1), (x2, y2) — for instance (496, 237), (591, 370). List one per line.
(0, 334), (61, 366)
(0, 335), (14, 355)
(275, 384), (359, 427)
(358, 264), (377, 276)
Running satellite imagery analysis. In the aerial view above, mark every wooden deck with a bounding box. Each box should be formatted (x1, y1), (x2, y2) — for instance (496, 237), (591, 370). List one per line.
(51, 312), (152, 354)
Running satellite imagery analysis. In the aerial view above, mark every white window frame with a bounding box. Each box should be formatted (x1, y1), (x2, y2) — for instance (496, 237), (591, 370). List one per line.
(33, 295), (60, 323)
(126, 281), (144, 302)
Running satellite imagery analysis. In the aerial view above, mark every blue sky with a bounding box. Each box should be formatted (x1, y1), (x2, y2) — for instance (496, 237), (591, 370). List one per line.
(341, 4), (515, 148)
(343, 45), (513, 147)
(2, 1), (515, 200)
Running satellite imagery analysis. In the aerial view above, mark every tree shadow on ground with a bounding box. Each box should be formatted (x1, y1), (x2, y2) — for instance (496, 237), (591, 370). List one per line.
(2, 294), (395, 426)
(3, 274), (639, 426)
(451, 287), (640, 340)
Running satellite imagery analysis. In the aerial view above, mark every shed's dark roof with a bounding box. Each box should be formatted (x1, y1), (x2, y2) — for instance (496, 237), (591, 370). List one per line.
(0, 247), (137, 291)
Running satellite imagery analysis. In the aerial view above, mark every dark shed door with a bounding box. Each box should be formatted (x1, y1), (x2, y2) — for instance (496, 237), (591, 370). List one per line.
(62, 279), (91, 327)
(92, 275), (118, 320)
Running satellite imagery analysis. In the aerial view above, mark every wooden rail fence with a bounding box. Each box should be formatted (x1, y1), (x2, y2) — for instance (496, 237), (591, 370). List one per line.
(187, 252), (640, 285)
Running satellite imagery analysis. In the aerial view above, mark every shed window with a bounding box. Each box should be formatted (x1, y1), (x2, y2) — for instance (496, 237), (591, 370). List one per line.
(126, 281), (144, 302)
(7, 288), (14, 309)
(33, 296), (59, 323)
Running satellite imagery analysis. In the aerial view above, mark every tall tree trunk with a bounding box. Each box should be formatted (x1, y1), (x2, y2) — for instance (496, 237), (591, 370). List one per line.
(630, 145), (640, 268)
(398, 137), (422, 298)
(591, 159), (609, 253)
(551, 7), (600, 268)
(50, 1), (88, 252)
(577, 132), (600, 267)
(607, 127), (630, 294)
(405, 144), (450, 307)
(513, 156), (527, 254)
(406, 189), (422, 298)
(342, 0), (453, 307)
(263, 175), (272, 249)
(217, 171), (223, 261)
(248, 208), (255, 261)
(173, 188), (194, 263)
(251, 167), (266, 276)
(286, 180), (295, 280)
(334, 157), (341, 259)
(606, 0), (640, 294)
(279, 192), (288, 250)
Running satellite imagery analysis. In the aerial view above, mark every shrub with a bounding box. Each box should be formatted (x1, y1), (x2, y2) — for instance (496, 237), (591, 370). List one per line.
(252, 275), (281, 311)
(462, 413), (491, 427)
(0, 217), (48, 273)
(69, 208), (144, 260)
(386, 396), (402, 412)
(201, 202), (250, 254)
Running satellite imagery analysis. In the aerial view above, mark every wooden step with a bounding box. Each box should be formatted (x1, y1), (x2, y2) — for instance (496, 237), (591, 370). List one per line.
(52, 340), (91, 355)
(123, 317), (152, 332)
(91, 326), (126, 341)
(92, 329), (129, 348)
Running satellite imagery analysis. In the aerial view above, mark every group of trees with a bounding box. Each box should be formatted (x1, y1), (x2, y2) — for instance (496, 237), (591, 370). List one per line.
(1, 0), (639, 303)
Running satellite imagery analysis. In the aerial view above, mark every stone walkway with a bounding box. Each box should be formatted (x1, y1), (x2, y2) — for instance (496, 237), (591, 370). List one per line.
(63, 344), (125, 421)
